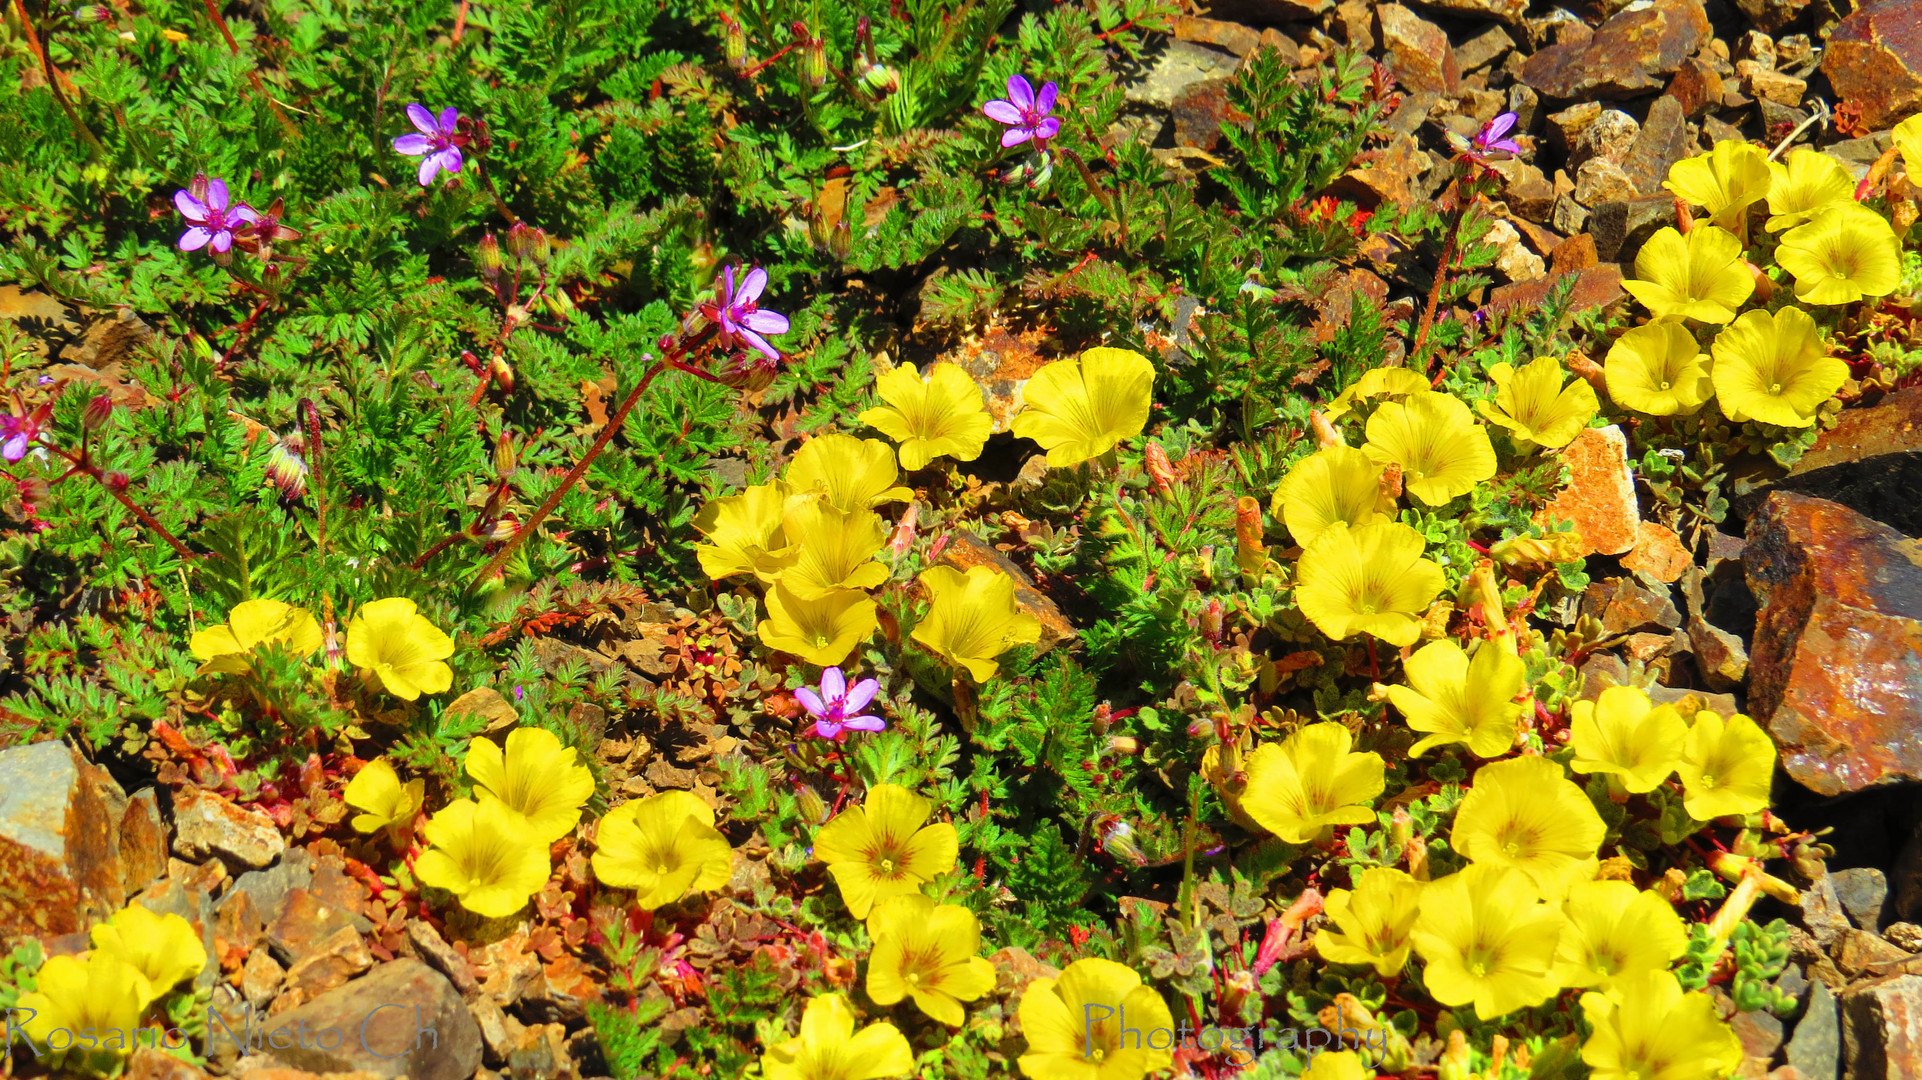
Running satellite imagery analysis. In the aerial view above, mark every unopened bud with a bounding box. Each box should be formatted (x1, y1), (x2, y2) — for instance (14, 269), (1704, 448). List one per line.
(487, 516), (519, 542)
(1201, 597), (1224, 643)
(544, 289), (575, 320)
(83, 395), (113, 432)
(527, 227), (551, 266)
(802, 35), (827, 88)
(861, 62), (898, 94)
(1673, 196), (1694, 235)
(1309, 408), (1344, 448)
(476, 234), (504, 274)
(16, 477), (49, 504)
(489, 356), (515, 395)
(722, 15), (748, 69)
(1567, 350), (1609, 395)
(104, 470), (130, 492)
(1144, 442), (1176, 494)
(1438, 1030), (1471, 1080)
(494, 433), (516, 478)
(504, 223), (535, 261)
(1378, 461), (1404, 502)
(74, 4), (113, 23)
(795, 783), (827, 824)
(1234, 496), (1267, 576)
(265, 433), (309, 498)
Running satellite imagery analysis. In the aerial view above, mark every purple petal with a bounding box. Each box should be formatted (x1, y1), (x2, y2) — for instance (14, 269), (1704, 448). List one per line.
(820, 667), (846, 702)
(738, 328), (780, 362)
(406, 103), (438, 136)
(794, 686), (828, 720)
(1035, 81), (1058, 115)
(722, 265), (736, 304)
(1485, 112), (1517, 141)
(394, 133), (435, 155)
(205, 178), (228, 212)
(842, 715), (885, 733)
(436, 147), (464, 175)
(1032, 117), (1061, 141)
(1492, 138), (1522, 154)
(210, 229), (233, 253)
(230, 204), (259, 224)
(1, 433), (24, 462)
(842, 678), (880, 713)
(417, 154), (443, 187)
(437, 106), (460, 135)
(812, 719), (844, 739)
(982, 100), (1023, 126)
(736, 266), (768, 305)
(1005, 74), (1034, 111)
(1000, 127), (1033, 149)
(178, 226), (213, 252)
(174, 190), (208, 222)
(742, 309), (789, 336)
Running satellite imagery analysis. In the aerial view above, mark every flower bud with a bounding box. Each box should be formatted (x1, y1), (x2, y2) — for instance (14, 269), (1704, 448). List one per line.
(82, 395), (113, 432)
(504, 223), (534, 261)
(104, 470), (130, 492)
(476, 233), (504, 275)
(1309, 408), (1344, 448)
(1200, 597), (1224, 643)
(544, 289), (575, 321)
(794, 783), (827, 825)
(1234, 496), (1267, 577)
(487, 516), (519, 542)
(861, 62), (898, 94)
(74, 4), (113, 23)
(1144, 441), (1176, 494)
(1438, 1030), (1471, 1080)
(802, 35), (827, 88)
(526, 227), (551, 266)
(265, 433), (309, 498)
(722, 14), (748, 69)
(494, 433), (517, 478)
(16, 477), (49, 504)
(488, 356), (515, 395)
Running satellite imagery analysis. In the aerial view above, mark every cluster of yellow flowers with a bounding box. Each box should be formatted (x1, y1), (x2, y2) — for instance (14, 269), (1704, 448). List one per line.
(192, 596), (455, 700)
(15, 903), (205, 1070)
(1611, 136), (1908, 428)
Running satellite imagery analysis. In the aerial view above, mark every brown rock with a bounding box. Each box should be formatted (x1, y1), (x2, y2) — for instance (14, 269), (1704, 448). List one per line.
(472, 930), (546, 1009)
(1745, 68), (1808, 107)
(1842, 973), (1922, 1079)
(241, 947), (287, 1009)
(1520, 0), (1712, 99)
(404, 919), (479, 996)
(258, 959), (482, 1080)
(1485, 219), (1545, 282)
(1173, 16), (1262, 57)
(1552, 233), (1599, 273)
(1537, 425), (1641, 557)
(1329, 134), (1436, 207)
(1746, 492), (1922, 795)
(1377, 4), (1460, 95)
(1483, 264), (1624, 324)
(174, 787), (285, 870)
(1254, 29), (1300, 66)
(127, 1048), (213, 1080)
(1170, 78), (1247, 152)
(1689, 615), (1750, 692)
(1495, 159), (1558, 222)
(1589, 194), (1678, 263)
(1737, 0), (1809, 33)
(1839, 929), (1915, 977)
(1666, 57), (1726, 120)
(0, 740), (129, 935)
(121, 788), (170, 897)
(1335, 0), (1374, 49)
(1547, 101), (1604, 158)
(1582, 577), (1683, 636)
(990, 946), (1060, 996)
(1454, 25), (1514, 73)
(268, 889), (367, 966)
(1825, 0), (1922, 131)
(937, 323), (1050, 434)
(1772, 387), (1922, 537)
(1574, 109), (1642, 169)
(1575, 159), (1640, 205)
(934, 531), (1075, 653)
(282, 924), (374, 998)
(1622, 521), (1692, 583)
(1623, 95), (1691, 197)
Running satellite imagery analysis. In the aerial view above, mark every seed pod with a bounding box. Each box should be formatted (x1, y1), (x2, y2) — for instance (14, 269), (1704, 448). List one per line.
(721, 14), (748, 69)
(801, 34), (827, 88)
(476, 234), (504, 275)
(794, 784), (827, 825)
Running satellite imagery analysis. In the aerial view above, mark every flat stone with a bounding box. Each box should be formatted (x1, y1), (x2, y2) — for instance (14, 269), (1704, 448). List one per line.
(1583, 577), (1683, 636)
(268, 888), (370, 966)
(282, 924), (374, 999)
(1689, 614), (1750, 692)
(1537, 425), (1640, 557)
(1377, 4), (1459, 94)
(1837, 868), (1894, 931)
(1485, 219), (1545, 282)
(1623, 521), (1691, 583)
(1520, 0), (1711, 99)
(1824, 0), (1922, 131)
(1454, 26), (1514, 73)
(1172, 15), (1262, 57)
(1746, 68), (1808, 107)
(1590, 193), (1679, 265)
(0, 740), (128, 935)
(1772, 388), (1922, 537)
(403, 919), (478, 997)
(1124, 40), (1242, 109)
(121, 788), (170, 897)
(226, 847), (315, 928)
(1746, 492), (1922, 795)
(1838, 929), (1915, 976)
(259, 959), (482, 1080)
(1170, 78), (1247, 152)
(174, 787), (285, 870)
(1806, 873), (1856, 949)
(242, 947), (287, 1009)
(934, 531), (1075, 654)
(1842, 973), (1922, 1079)
(1623, 95), (1691, 197)
(1494, 159), (1557, 222)
(1735, 1009), (1786, 1059)
(1575, 158), (1640, 206)
(1790, 981), (1843, 1080)
(1666, 57), (1727, 120)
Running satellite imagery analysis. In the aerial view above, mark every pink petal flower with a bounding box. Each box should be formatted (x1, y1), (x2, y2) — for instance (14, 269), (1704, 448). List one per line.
(842, 678), (880, 713)
(983, 100), (1023, 125)
(794, 686), (828, 719)
(819, 667), (846, 701)
(735, 266), (768, 305)
(407, 103), (439, 136)
(1035, 81), (1058, 115)
(394, 134), (435, 155)
(178, 226), (214, 252)
(174, 191), (208, 223)
(742, 309), (789, 335)
(1005, 74), (1035, 111)
(1000, 126), (1033, 149)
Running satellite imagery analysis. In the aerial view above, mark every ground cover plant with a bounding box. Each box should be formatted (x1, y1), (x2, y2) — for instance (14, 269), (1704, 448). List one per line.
(4, 0), (1921, 1078)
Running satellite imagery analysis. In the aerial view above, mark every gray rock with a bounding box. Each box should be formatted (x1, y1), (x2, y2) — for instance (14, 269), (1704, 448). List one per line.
(0, 739), (129, 935)
(1124, 41), (1241, 109)
(173, 786), (285, 870)
(1842, 974), (1922, 1080)
(1790, 981), (1842, 1080)
(1836, 868), (1893, 931)
(1623, 95), (1691, 197)
(1778, 961), (1812, 1015)
(1804, 874), (1854, 949)
(1734, 1008), (1785, 1059)
(1589, 193), (1676, 264)
(256, 959), (483, 1080)
(223, 846), (313, 923)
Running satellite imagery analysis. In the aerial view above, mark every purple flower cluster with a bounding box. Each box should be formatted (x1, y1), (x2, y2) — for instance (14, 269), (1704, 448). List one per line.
(174, 177), (258, 255)
(393, 104), (466, 187)
(983, 75), (1060, 149)
(795, 667), (884, 741)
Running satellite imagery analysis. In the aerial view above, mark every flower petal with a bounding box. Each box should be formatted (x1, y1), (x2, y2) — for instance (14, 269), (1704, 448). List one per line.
(394, 133), (435, 155)
(178, 227), (214, 252)
(174, 190), (208, 222)
(1035, 81), (1058, 115)
(210, 229), (233, 253)
(736, 266), (768, 304)
(982, 100), (1023, 125)
(843, 677), (880, 713)
(820, 666), (846, 701)
(794, 686), (828, 719)
(742, 309), (789, 335)
(437, 105), (460, 134)
(205, 178), (228, 211)
(738, 327), (780, 361)
(436, 147), (464, 175)
(1006, 74), (1035, 110)
(418, 154), (443, 187)
(999, 126), (1033, 148)
(407, 102), (438, 135)
(1032, 116), (1061, 141)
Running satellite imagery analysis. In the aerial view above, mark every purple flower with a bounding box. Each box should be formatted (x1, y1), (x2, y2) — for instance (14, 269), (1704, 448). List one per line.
(712, 265), (790, 362)
(982, 75), (1060, 149)
(393, 104), (465, 187)
(174, 177), (258, 255)
(794, 667), (884, 741)
(1473, 111), (1522, 157)
(0, 402), (50, 462)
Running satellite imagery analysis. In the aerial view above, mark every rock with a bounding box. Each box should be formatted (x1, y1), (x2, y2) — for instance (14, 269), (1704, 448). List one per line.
(1770, 387), (1922, 537)
(1403, 0), (1527, 19)
(1519, 0), (1711, 100)
(1508, 83), (1541, 133)
(241, 947), (287, 1009)
(1779, 34), (1817, 70)
(1124, 41), (1242, 109)
(1335, 0), (1374, 49)
(1383, 91), (1439, 137)
(1548, 102), (1604, 158)
(126, 1047), (213, 1080)
(1377, 4), (1459, 94)
(1623, 95), (1691, 196)
(1837, 868), (1894, 931)
(1552, 233), (1599, 273)
(404, 919), (479, 997)
(268, 888), (371, 966)
(1536, 425), (1640, 557)
(0, 739), (129, 935)
(1172, 15), (1262, 57)
(1738, 30), (1777, 69)
(1843, 973), (1922, 1078)
(1778, 961), (1812, 1013)
(1589, 194), (1677, 263)
(1623, 521), (1691, 583)
(1838, 929), (1915, 977)
(1791, 924), (1853, 990)
(1202, 0), (1333, 23)
(1737, 0), (1809, 32)
(472, 931), (547, 1010)
(174, 787), (285, 870)
(1484, 264), (1624, 325)
(282, 925), (374, 999)
(1689, 615), (1749, 692)
(1894, 924), (1922, 952)
(1170, 78), (1246, 152)
(1485, 219), (1545, 282)
(1791, 981), (1843, 1080)
(1806, 873), (1856, 949)
(1575, 159), (1640, 205)
(1746, 492), (1922, 795)
(1454, 26), (1514, 74)
(990, 946), (1060, 997)
(1330, 134), (1437, 207)
(1735, 1009), (1786, 1059)
(1666, 57), (1727, 120)
(1494, 159), (1558, 221)
(226, 848), (316, 928)
(1760, 99), (1812, 145)
(1583, 577), (1683, 636)
(1745, 68), (1808, 107)
(1576, 109), (1643, 169)
(1824, 0), (1922, 131)
(1552, 194), (1591, 236)
(258, 959), (482, 1080)
(121, 788), (170, 897)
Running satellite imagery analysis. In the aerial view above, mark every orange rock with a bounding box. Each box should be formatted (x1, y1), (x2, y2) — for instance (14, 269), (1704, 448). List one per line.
(1536, 425), (1641, 557)
(1622, 520), (1692, 582)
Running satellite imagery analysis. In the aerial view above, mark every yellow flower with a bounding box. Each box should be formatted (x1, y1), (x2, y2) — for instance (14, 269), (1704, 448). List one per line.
(758, 582), (880, 667)
(190, 598), (322, 675)
(1765, 148), (1856, 232)
(1489, 528), (1586, 566)
(1568, 685), (1688, 794)
(785, 434), (913, 512)
(343, 758), (425, 835)
(813, 783), (958, 919)
(1385, 639), (1525, 758)
(1410, 864), (1564, 1020)
(780, 497), (891, 598)
(465, 726), (596, 843)
(1269, 445), (1394, 549)
(1662, 140), (1771, 232)
(761, 993), (914, 1080)
(1620, 226), (1754, 323)
(343, 596), (455, 701)
(860, 363), (993, 471)
(89, 903), (205, 1004)
(1009, 347), (1155, 467)
(1677, 711), (1776, 820)
(1777, 203), (1904, 305)
(865, 894), (996, 1026)
(15, 954), (150, 1067)
(1476, 357), (1599, 451)
(413, 797), (553, 919)
(1896, 113), (1922, 184)
(1302, 1052), (1373, 1080)
(910, 564), (1042, 681)
(1294, 521), (1446, 648)
(1710, 307), (1847, 427)
(693, 480), (803, 583)
(1322, 366), (1431, 423)
(1314, 867), (1425, 978)
(1361, 391), (1496, 505)
(1450, 755), (1603, 900)
(1579, 970), (1743, 1080)
(1553, 880), (1688, 991)
(1240, 721), (1386, 844)
(591, 790), (734, 909)
(1604, 321), (1715, 417)
(1016, 957), (1175, 1080)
